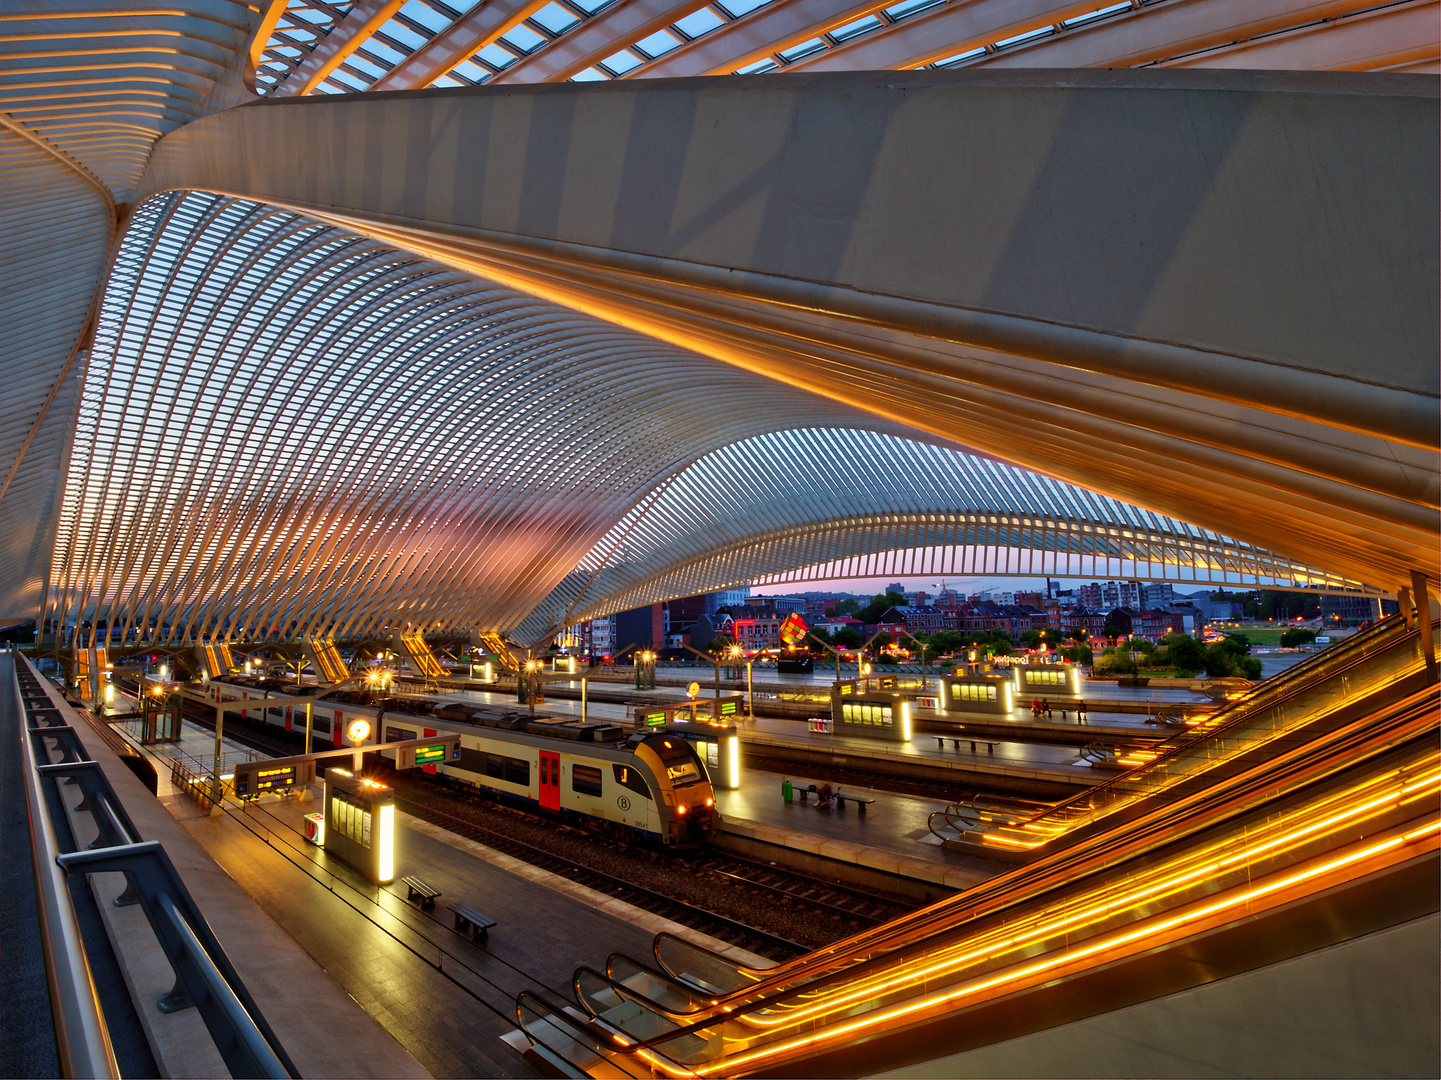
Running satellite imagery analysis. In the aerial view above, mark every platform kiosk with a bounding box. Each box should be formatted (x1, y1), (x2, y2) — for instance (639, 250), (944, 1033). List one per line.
(631, 694), (745, 731)
(829, 678), (913, 743)
(1010, 662), (1083, 697)
(938, 674), (1015, 715)
(321, 767), (396, 883)
(638, 721), (742, 790)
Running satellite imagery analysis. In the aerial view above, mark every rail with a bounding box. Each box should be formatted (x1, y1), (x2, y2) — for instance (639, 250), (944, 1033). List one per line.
(525, 682), (1438, 1075)
(932, 614), (1435, 853)
(14, 655), (298, 1079)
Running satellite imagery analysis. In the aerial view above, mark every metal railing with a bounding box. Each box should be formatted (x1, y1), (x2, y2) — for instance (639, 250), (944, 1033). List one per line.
(14, 655), (298, 1078)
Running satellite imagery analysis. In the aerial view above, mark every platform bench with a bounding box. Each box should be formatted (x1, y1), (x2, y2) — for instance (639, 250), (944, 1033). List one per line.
(448, 901), (496, 942)
(402, 875), (441, 909)
(834, 792), (874, 815)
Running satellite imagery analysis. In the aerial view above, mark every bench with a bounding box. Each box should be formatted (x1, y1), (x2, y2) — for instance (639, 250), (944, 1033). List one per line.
(798, 784), (875, 815)
(448, 901), (496, 942)
(933, 736), (995, 755)
(401, 875), (441, 909)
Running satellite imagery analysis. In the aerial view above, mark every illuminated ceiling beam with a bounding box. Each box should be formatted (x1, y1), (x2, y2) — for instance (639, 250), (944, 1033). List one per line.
(633, 0), (904, 78)
(876, 0), (1416, 73)
(270, 0), (405, 98)
(135, 71), (1440, 592)
(664, 0), (1100, 75)
(487, 0), (711, 85)
(367, 0), (550, 92)
(1158, 1), (1440, 72)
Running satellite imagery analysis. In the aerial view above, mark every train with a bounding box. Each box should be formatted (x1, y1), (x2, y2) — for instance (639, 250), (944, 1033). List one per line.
(203, 678), (719, 848)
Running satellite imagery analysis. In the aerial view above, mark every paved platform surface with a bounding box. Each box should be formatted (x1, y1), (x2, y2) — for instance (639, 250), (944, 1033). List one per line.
(716, 769), (1008, 891)
(179, 787), (773, 1078)
(739, 717), (1105, 789)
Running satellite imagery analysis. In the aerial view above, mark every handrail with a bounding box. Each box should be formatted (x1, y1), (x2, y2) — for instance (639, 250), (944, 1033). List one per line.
(558, 692), (1438, 1073)
(575, 684), (1436, 1034)
(14, 658), (121, 1079)
(15, 655), (299, 1079)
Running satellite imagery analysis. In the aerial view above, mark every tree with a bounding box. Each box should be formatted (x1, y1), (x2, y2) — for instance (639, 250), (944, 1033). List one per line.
(858, 591), (906, 624)
(869, 631), (893, 655)
(932, 629), (964, 655)
(1280, 627), (1317, 648)
(833, 626), (863, 649)
(1019, 628), (1043, 649)
(706, 636), (733, 656)
(1060, 644), (1093, 665)
(1202, 642), (1235, 677)
(1164, 633), (1205, 675)
(834, 598), (861, 617)
(1221, 633), (1251, 656)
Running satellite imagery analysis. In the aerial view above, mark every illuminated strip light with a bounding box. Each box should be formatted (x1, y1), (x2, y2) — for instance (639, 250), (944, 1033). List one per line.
(900, 702), (911, 742)
(624, 761), (1439, 1068)
(727, 736), (740, 790)
(691, 816), (1441, 1075)
(727, 765), (1441, 1033)
(376, 803), (395, 883)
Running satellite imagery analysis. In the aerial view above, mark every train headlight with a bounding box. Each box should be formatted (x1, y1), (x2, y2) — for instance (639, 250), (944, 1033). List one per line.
(676, 804), (687, 815)
(705, 797), (714, 807)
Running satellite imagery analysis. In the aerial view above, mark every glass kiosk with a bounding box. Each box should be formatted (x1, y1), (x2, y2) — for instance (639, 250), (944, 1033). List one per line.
(320, 767), (396, 883)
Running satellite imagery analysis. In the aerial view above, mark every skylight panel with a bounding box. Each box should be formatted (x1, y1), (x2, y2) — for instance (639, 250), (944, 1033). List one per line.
(530, 2), (580, 34)
(633, 29), (681, 57)
(830, 15), (882, 42)
(884, 0), (943, 20)
(718, 0), (770, 16)
(934, 47), (985, 66)
(452, 60), (488, 81)
(379, 18), (427, 49)
(326, 68), (367, 90)
(363, 38), (409, 64)
(499, 22), (547, 53)
(398, 0), (450, 35)
(570, 67), (608, 81)
(994, 25), (1052, 49)
(779, 37), (825, 61)
(474, 42), (518, 69)
(673, 8), (724, 38)
(600, 49), (642, 74)
(735, 57), (777, 74)
(343, 53), (387, 79)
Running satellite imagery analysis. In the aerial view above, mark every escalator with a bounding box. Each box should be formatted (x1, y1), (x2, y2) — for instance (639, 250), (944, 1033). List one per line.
(515, 618), (1438, 1076)
(930, 612), (1434, 857)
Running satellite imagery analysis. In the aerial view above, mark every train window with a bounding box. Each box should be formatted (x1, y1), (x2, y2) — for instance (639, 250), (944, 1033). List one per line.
(612, 764), (652, 800)
(311, 715), (332, 734)
(385, 726), (417, 743)
(571, 764), (603, 797)
(486, 753), (505, 779)
(504, 757), (530, 786)
(646, 736), (705, 787)
(455, 747), (488, 774)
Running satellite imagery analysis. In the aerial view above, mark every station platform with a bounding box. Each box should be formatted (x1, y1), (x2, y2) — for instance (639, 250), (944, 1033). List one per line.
(173, 788), (767, 1078)
(715, 769), (1008, 893)
(23, 671), (431, 1079)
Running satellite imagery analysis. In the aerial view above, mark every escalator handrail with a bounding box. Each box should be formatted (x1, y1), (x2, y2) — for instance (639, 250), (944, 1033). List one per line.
(644, 686), (1438, 1024)
(626, 699), (1439, 1062)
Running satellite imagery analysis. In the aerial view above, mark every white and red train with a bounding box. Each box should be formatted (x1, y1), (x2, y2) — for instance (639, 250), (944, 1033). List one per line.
(206, 678), (719, 848)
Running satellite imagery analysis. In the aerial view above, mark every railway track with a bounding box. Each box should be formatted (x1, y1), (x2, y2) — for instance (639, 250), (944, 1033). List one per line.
(691, 852), (914, 926)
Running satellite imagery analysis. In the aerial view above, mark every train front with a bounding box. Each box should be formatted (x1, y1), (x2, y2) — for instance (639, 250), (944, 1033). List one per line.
(635, 734), (719, 847)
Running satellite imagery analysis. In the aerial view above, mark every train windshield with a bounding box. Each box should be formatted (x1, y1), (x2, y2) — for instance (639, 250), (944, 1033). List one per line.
(649, 737), (705, 788)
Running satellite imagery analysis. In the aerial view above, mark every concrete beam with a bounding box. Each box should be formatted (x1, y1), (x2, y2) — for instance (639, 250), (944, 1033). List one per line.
(135, 70), (1440, 588)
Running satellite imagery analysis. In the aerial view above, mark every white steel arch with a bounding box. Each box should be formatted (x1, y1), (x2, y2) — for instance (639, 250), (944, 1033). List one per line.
(47, 190), (900, 645)
(515, 428), (1370, 645)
